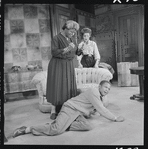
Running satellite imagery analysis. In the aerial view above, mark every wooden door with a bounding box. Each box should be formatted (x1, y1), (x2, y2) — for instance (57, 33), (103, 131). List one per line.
(118, 14), (138, 62)
(115, 5), (144, 65)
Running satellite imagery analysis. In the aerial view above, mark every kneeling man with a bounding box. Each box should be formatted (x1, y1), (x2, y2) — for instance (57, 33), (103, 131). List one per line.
(13, 80), (124, 137)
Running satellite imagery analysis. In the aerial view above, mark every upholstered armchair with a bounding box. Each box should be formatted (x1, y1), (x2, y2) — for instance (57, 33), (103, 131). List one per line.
(32, 68), (113, 113)
(75, 68), (113, 92)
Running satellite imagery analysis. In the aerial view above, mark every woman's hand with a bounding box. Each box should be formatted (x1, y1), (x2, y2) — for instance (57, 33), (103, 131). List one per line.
(78, 63), (83, 68)
(78, 42), (84, 50)
(77, 58), (83, 68)
(78, 61), (83, 68)
(94, 59), (100, 68)
(69, 43), (75, 49)
(63, 43), (75, 54)
(94, 64), (98, 68)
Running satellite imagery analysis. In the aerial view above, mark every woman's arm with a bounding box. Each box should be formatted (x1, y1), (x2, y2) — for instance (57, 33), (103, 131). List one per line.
(51, 36), (74, 58)
(51, 37), (65, 57)
(76, 41), (84, 67)
(93, 42), (101, 68)
(77, 55), (83, 68)
(76, 41), (84, 56)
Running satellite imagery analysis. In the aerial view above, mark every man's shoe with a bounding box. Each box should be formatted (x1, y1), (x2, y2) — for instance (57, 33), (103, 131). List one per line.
(12, 126), (27, 138)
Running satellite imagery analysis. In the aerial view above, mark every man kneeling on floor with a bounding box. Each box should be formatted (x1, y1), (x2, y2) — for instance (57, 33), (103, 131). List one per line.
(13, 80), (125, 137)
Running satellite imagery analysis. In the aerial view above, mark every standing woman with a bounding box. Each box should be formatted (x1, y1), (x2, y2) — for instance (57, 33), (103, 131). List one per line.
(46, 20), (79, 120)
(77, 28), (100, 68)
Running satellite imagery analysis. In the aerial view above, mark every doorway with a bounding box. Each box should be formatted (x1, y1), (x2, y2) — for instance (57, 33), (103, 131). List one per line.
(118, 14), (139, 62)
(115, 5), (144, 64)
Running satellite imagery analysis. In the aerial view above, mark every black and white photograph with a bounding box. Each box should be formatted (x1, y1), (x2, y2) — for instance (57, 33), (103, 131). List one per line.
(2, 2), (144, 146)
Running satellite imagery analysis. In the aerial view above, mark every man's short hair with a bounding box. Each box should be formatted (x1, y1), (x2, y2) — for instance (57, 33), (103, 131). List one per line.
(100, 80), (111, 86)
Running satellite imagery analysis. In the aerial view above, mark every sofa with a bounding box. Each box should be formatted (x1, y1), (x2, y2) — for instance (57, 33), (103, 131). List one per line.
(31, 68), (113, 113)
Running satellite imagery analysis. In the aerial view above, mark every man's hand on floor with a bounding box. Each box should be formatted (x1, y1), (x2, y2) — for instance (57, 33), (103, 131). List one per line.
(115, 116), (125, 122)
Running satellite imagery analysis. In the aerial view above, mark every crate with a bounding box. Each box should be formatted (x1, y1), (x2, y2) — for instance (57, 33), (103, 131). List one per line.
(117, 62), (139, 87)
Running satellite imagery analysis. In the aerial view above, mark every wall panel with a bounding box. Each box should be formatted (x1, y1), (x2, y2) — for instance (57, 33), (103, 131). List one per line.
(4, 4), (52, 73)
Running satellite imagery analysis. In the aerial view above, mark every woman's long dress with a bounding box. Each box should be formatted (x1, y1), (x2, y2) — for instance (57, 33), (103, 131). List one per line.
(46, 33), (78, 111)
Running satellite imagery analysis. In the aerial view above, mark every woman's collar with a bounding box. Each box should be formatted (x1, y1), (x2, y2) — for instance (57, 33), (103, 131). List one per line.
(61, 32), (69, 40)
(83, 40), (91, 45)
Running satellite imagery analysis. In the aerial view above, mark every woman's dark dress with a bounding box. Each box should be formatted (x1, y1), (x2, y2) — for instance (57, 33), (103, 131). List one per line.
(46, 33), (78, 112)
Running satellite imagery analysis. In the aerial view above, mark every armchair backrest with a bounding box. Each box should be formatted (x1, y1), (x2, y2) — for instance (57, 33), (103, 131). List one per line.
(75, 68), (112, 86)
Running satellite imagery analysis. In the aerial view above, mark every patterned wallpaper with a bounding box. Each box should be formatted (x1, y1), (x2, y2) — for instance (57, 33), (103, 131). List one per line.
(4, 4), (52, 73)
(95, 32), (117, 79)
(94, 4), (127, 15)
(96, 13), (113, 34)
(93, 6), (117, 79)
(76, 10), (96, 42)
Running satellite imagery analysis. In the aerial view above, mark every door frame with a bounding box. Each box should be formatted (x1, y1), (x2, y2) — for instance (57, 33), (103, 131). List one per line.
(114, 5), (144, 66)
(50, 4), (76, 37)
(50, 4), (71, 38)
(54, 5), (72, 34)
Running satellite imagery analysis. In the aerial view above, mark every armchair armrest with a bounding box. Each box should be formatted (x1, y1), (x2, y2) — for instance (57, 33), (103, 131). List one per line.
(31, 71), (52, 113)
(97, 68), (113, 82)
